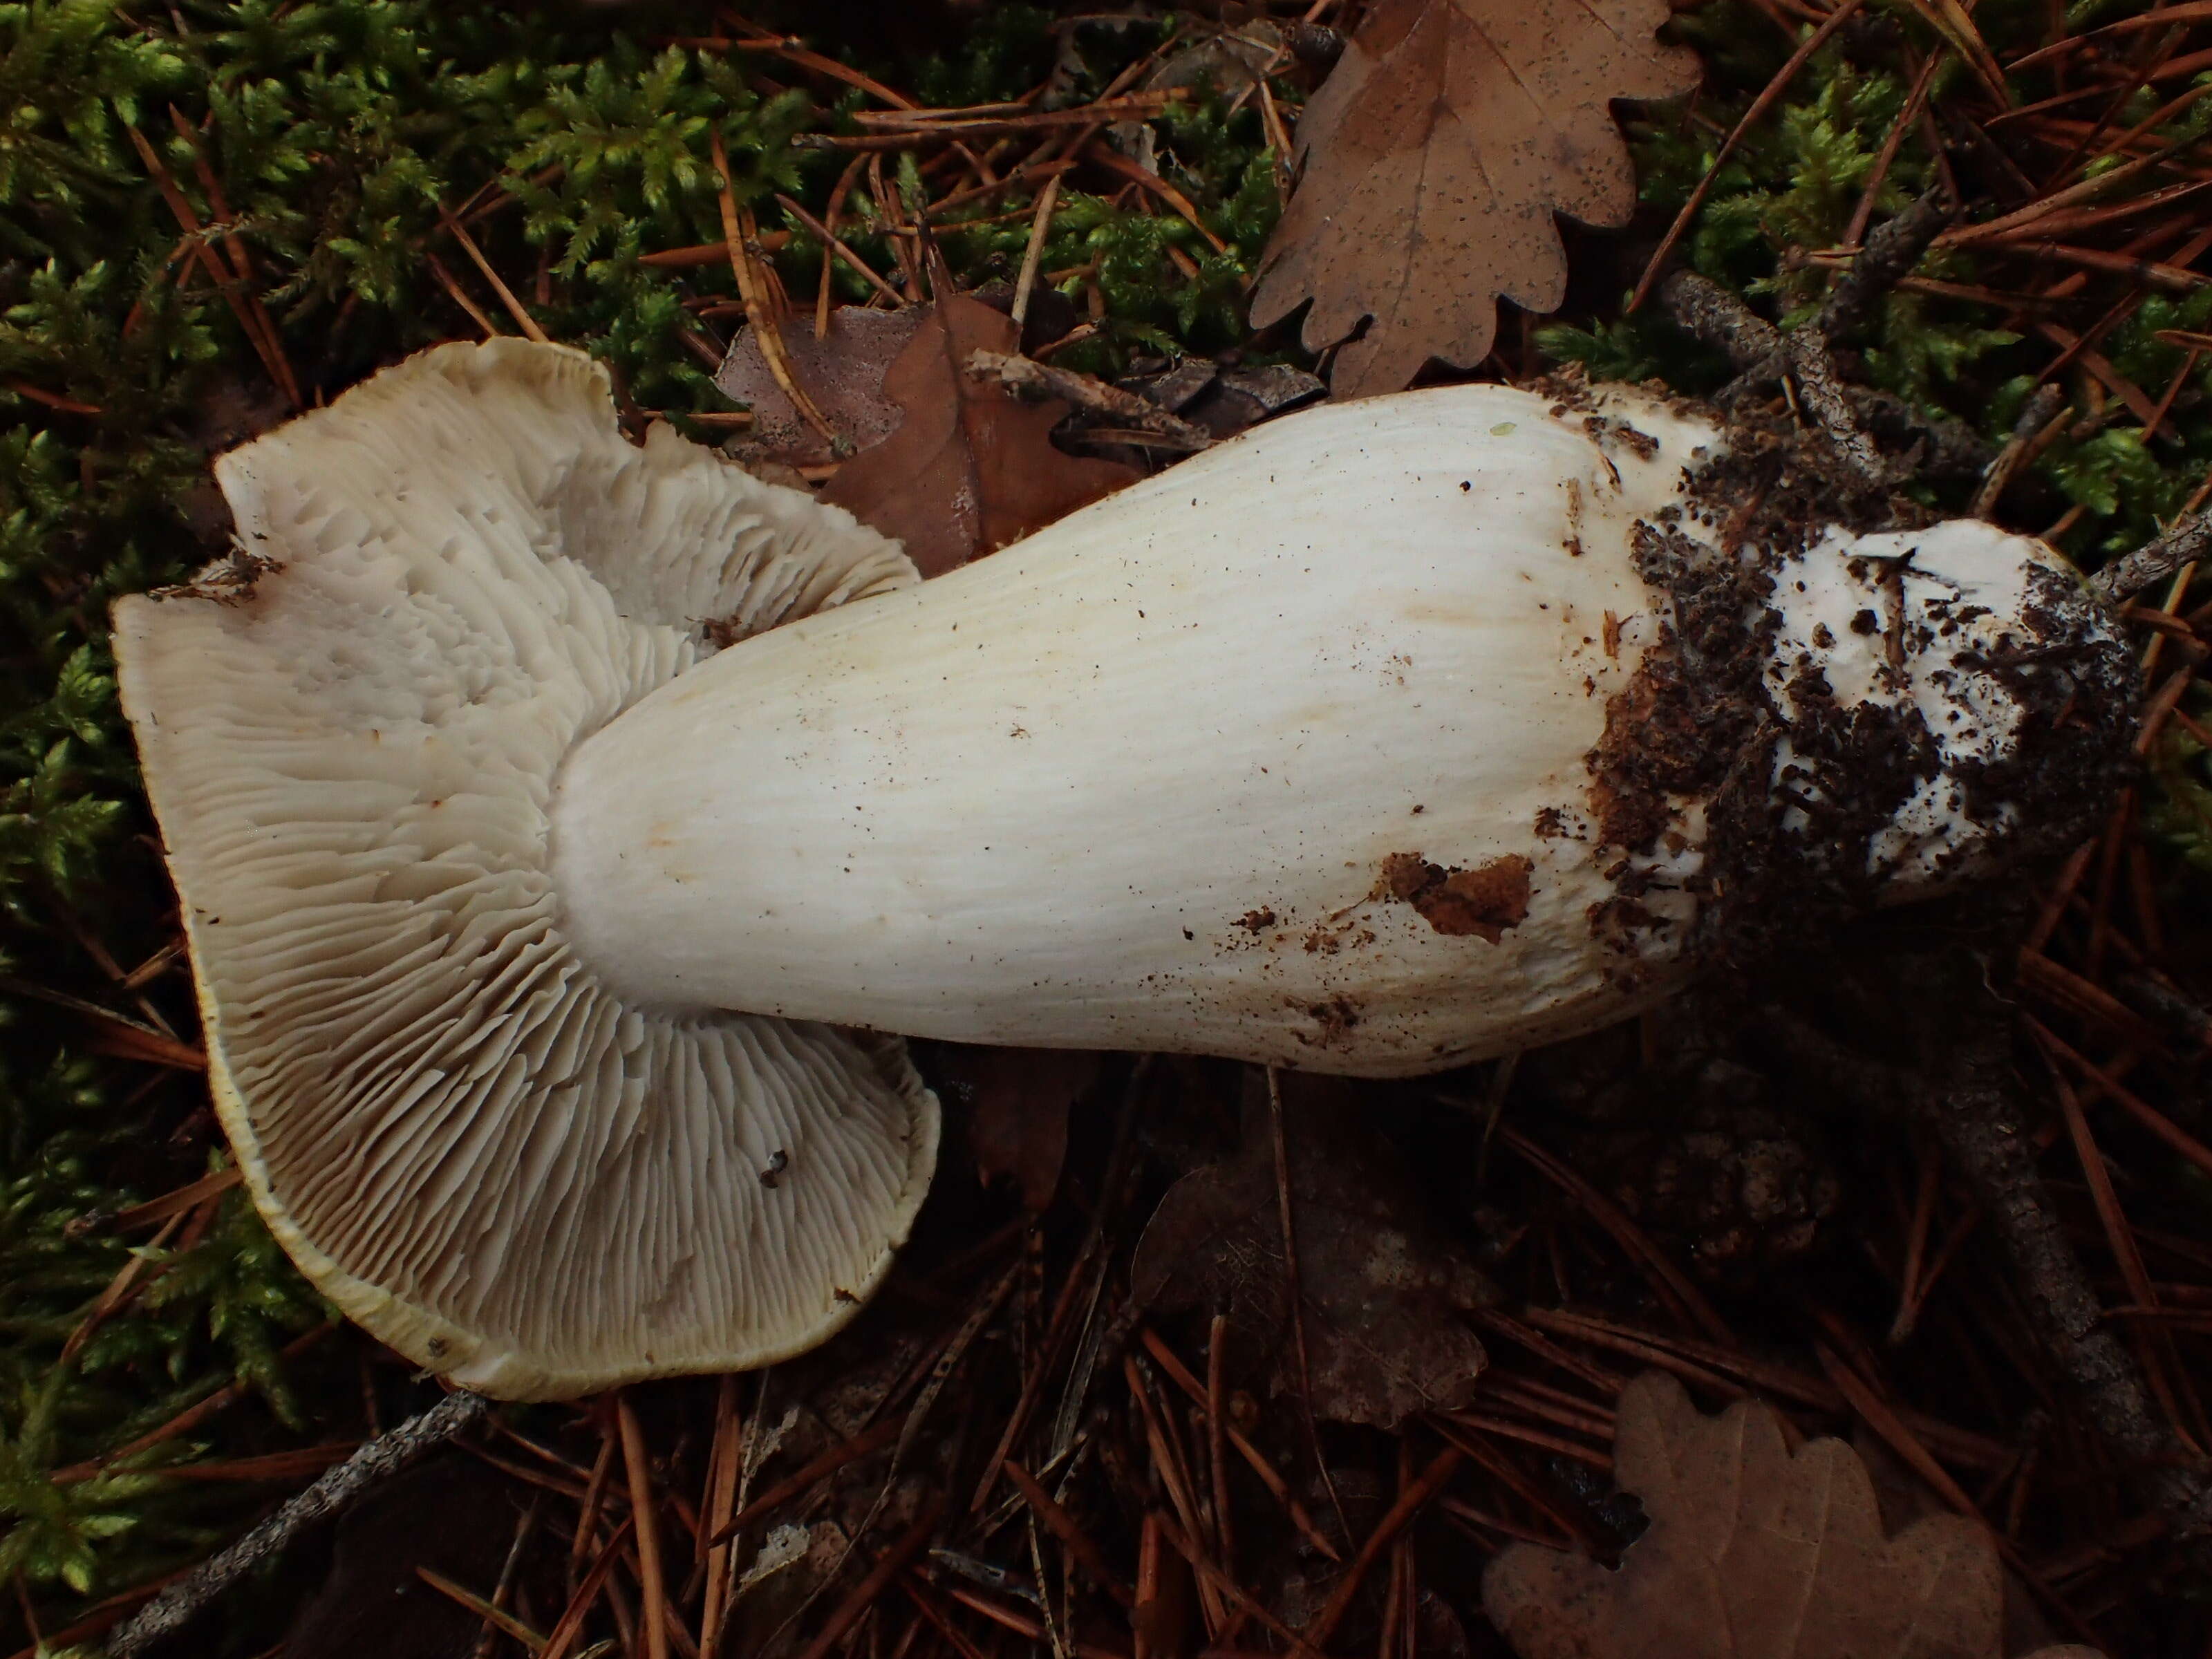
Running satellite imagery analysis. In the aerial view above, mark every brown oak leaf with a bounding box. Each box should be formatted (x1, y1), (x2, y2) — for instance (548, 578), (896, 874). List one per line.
(713, 305), (925, 468)
(1482, 1372), (2106, 1659)
(821, 290), (1138, 576)
(937, 1044), (1101, 1214)
(1129, 1073), (1492, 1430)
(1251, 0), (1698, 400)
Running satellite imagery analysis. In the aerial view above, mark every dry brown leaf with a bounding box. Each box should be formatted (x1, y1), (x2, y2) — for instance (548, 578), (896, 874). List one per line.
(821, 289), (1139, 576)
(1129, 1073), (1492, 1430)
(1482, 1373), (2106, 1659)
(1251, 0), (1698, 400)
(938, 1044), (1101, 1213)
(714, 305), (925, 467)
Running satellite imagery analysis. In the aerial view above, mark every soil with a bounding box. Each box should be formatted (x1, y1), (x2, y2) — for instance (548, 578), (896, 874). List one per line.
(1380, 852), (1536, 941)
(1564, 380), (2139, 970)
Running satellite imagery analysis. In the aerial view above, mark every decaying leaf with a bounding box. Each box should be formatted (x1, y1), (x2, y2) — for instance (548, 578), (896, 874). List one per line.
(1482, 1373), (2106, 1659)
(937, 1044), (1101, 1213)
(714, 306), (924, 468)
(1130, 1074), (1491, 1430)
(821, 288), (1140, 576)
(1251, 0), (1698, 400)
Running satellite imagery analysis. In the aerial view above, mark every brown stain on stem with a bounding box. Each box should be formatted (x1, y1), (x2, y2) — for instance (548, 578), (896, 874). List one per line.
(1379, 852), (1533, 943)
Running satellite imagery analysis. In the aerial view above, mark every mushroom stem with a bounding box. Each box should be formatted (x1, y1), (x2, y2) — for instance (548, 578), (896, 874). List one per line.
(550, 384), (2128, 1076)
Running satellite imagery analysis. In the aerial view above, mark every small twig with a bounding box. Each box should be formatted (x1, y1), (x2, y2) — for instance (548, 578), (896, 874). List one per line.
(638, 230), (794, 268)
(426, 250), (503, 339)
(162, 106), (300, 411)
(545, 1515), (637, 1659)
(966, 349), (1212, 447)
(1974, 382), (2068, 518)
(1498, 1125), (1734, 1344)
(1136, 1331), (1339, 1560)
(437, 206), (548, 345)
(1150, 1513), (1323, 1659)
(107, 1390), (492, 1657)
(798, 97), (1179, 151)
(792, 1500), (942, 1659)
(50, 1323), (334, 1486)
(1298, 1447), (1463, 1650)
(2092, 511), (2212, 605)
(1205, 1313), (1235, 1580)
(618, 1394), (671, 1659)
(422, 1563), (548, 1655)
(467, 1495), (544, 1659)
(1844, 51), (1942, 250)
(695, 1376), (744, 1659)
(1124, 1356), (1228, 1631)
(712, 130), (836, 442)
(713, 1416), (904, 1544)
(1266, 1068), (1342, 1544)
(1082, 146), (1230, 255)
(1767, 1000), (2212, 1538)
(1002, 1460), (1134, 1607)
(1888, 1140), (1944, 1346)
(125, 125), (301, 408)
(1815, 186), (1956, 342)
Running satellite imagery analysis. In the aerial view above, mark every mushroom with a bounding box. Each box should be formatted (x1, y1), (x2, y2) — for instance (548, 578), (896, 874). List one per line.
(116, 340), (2130, 1396)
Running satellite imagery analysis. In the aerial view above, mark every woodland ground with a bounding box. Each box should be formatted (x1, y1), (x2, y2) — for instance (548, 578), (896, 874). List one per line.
(7, 1), (2212, 1656)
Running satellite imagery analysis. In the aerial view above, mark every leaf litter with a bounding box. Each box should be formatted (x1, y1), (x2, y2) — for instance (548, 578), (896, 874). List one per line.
(1252, 0), (1698, 399)
(1131, 1072), (1493, 1432)
(937, 1043), (1103, 1215)
(820, 278), (1140, 573)
(1483, 1372), (2106, 1659)
(714, 305), (924, 468)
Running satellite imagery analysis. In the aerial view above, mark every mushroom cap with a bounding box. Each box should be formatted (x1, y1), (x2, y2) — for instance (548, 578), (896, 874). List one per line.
(114, 340), (938, 1400)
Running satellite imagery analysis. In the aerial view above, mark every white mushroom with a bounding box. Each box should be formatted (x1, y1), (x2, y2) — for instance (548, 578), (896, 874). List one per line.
(115, 340), (2130, 1395)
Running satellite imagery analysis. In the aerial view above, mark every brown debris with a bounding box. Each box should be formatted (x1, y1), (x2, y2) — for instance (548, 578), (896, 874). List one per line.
(939, 1043), (1100, 1214)
(1130, 1076), (1492, 1431)
(715, 305), (924, 469)
(821, 271), (1140, 574)
(966, 348), (1215, 450)
(1482, 1372), (2106, 1659)
(1380, 852), (1533, 943)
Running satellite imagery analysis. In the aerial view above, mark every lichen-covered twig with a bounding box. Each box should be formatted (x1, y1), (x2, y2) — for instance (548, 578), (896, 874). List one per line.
(964, 348), (1213, 449)
(106, 1389), (493, 1658)
(1814, 187), (1956, 343)
(1659, 270), (1895, 485)
(1764, 1001), (2212, 1539)
(2091, 509), (2212, 606)
(1658, 270), (1779, 374)
(1783, 328), (1897, 485)
(1660, 194), (1966, 491)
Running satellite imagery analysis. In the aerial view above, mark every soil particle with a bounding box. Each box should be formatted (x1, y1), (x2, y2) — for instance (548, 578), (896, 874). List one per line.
(1237, 908), (1277, 932)
(1554, 375), (2135, 972)
(1298, 995), (1363, 1048)
(1380, 852), (1533, 942)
